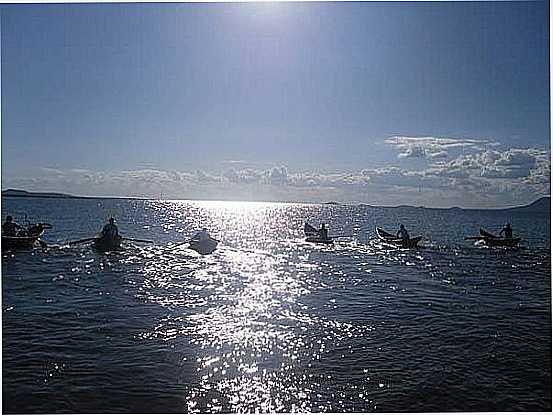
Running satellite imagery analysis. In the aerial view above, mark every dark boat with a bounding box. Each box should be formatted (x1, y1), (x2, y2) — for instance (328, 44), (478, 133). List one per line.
(93, 234), (123, 252)
(304, 223), (333, 245)
(375, 227), (422, 249)
(2, 223), (52, 250)
(478, 228), (521, 248)
(2, 235), (42, 249)
(189, 238), (218, 255)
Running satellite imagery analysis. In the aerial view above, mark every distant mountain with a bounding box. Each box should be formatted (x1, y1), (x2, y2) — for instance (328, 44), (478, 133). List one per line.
(1, 189), (146, 200)
(502, 196), (550, 213)
(2, 189), (80, 199)
(358, 197), (551, 212)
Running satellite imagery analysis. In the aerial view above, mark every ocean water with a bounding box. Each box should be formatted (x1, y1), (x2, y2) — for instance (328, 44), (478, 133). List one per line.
(2, 197), (551, 413)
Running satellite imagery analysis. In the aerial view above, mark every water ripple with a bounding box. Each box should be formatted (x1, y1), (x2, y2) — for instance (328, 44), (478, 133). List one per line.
(2, 198), (550, 412)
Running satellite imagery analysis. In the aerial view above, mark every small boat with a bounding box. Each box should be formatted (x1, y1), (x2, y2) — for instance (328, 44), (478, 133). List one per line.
(2, 223), (52, 250)
(3, 234), (43, 249)
(189, 237), (218, 255)
(375, 227), (422, 249)
(477, 229), (521, 248)
(304, 223), (333, 245)
(93, 234), (123, 252)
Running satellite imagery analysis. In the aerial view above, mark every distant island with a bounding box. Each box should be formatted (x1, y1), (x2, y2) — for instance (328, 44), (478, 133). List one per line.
(503, 196), (550, 213)
(369, 197), (550, 213)
(1, 189), (147, 200)
(2, 189), (81, 199)
(356, 197), (550, 212)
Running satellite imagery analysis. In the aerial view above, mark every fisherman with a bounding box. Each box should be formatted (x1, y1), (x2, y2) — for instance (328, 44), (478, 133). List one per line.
(499, 223), (513, 239)
(192, 228), (210, 242)
(2, 215), (23, 237)
(396, 224), (410, 240)
(319, 223), (329, 240)
(101, 217), (119, 239)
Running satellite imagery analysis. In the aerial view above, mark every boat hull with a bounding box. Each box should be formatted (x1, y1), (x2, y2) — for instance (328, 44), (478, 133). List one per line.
(2, 235), (41, 249)
(93, 236), (122, 252)
(304, 223), (333, 244)
(481, 237), (521, 248)
(376, 227), (422, 248)
(479, 228), (520, 247)
(2, 225), (46, 250)
(189, 238), (218, 255)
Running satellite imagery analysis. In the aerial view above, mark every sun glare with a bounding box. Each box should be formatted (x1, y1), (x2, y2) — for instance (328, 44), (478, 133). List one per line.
(194, 200), (275, 213)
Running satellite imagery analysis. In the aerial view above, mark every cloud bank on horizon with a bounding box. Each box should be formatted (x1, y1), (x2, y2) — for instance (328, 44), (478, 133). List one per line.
(4, 136), (549, 209)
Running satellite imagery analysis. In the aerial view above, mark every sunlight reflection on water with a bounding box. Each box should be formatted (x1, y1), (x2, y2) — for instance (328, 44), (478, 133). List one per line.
(135, 201), (375, 412)
(115, 200), (550, 412)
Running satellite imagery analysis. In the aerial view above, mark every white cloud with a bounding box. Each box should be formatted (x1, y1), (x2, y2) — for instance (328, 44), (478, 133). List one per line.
(436, 148), (548, 180)
(223, 168), (262, 184)
(428, 150), (449, 160)
(385, 135), (499, 160)
(265, 166), (289, 185)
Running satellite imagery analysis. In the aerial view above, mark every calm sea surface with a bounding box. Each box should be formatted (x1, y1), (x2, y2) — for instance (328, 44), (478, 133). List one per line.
(2, 197), (551, 413)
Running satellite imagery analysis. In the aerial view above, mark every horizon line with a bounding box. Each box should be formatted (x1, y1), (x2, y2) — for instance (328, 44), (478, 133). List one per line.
(2, 188), (549, 211)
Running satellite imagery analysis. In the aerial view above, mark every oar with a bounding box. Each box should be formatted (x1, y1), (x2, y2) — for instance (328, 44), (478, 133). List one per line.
(464, 236), (484, 240)
(68, 237), (97, 245)
(167, 241), (189, 252)
(168, 237), (220, 252)
(330, 234), (353, 238)
(122, 237), (154, 244)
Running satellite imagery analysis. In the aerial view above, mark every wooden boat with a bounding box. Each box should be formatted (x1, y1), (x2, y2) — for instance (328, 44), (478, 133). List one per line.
(2, 234), (42, 249)
(93, 234), (123, 252)
(2, 223), (51, 250)
(189, 237), (218, 255)
(477, 229), (521, 248)
(375, 227), (422, 248)
(304, 223), (333, 245)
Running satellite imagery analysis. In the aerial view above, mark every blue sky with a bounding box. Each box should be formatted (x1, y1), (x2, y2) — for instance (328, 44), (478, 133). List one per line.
(1, 2), (550, 207)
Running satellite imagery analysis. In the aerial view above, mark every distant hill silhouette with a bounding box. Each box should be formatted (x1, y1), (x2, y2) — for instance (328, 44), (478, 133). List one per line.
(1, 189), (146, 200)
(359, 197), (551, 212)
(502, 196), (550, 213)
(2, 189), (79, 199)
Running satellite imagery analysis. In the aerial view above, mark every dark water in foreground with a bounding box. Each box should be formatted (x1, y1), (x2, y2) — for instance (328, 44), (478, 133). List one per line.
(2, 198), (551, 413)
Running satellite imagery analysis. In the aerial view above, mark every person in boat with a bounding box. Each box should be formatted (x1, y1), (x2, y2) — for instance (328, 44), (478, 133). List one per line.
(191, 228), (210, 242)
(101, 217), (119, 239)
(319, 223), (329, 240)
(499, 223), (513, 239)
(2, 216), (23, 237)
(396, 224), (410, 240)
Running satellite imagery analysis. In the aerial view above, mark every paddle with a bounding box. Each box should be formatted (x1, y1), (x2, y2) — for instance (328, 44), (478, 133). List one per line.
(68, 237), (97, 245)
(464, 236), (484, 240)
(122, 237), (154, 244)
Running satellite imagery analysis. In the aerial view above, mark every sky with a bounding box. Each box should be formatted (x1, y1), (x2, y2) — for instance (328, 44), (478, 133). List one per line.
(1, 1), (550, 208)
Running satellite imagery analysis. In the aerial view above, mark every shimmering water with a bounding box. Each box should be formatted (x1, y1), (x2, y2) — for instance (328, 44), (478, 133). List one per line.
(2, 197), (551, 413)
